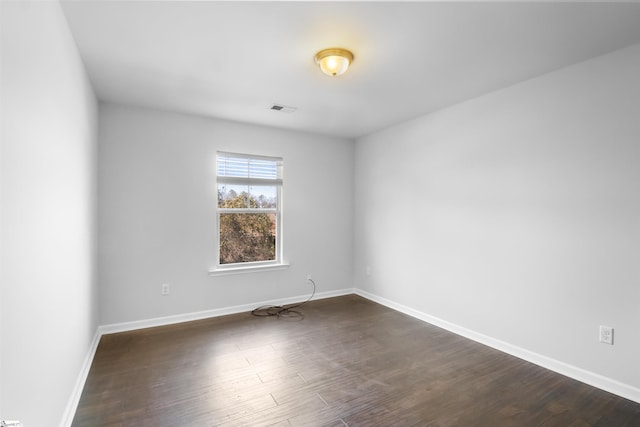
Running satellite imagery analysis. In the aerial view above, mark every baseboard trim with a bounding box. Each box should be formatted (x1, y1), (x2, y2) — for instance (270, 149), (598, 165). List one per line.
(354, 288), (640, 404)
(59, 328), (102, 427)
(99, 287), (355, 335)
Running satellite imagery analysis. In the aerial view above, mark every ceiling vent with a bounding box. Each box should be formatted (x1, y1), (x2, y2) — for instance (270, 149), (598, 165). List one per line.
(270, 104), (297, 113)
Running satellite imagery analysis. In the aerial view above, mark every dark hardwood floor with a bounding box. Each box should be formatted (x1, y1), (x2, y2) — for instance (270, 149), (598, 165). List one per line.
(72, 295), (640, 426)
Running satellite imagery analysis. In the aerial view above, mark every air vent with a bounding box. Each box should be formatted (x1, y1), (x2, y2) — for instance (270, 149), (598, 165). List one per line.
(270, 104), (297, 113)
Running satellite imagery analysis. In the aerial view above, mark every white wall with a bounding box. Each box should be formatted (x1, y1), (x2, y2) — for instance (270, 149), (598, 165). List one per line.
(98, 103), (354, 325)
(1, 1), (99, 426)
(354, 44), (640, 396)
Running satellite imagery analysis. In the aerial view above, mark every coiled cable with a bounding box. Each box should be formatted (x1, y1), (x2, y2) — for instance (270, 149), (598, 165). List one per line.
(251, 278), (316, 319)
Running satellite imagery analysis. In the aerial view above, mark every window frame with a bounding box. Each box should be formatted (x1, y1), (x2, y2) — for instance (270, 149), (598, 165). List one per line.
(212, 152), (284, 273)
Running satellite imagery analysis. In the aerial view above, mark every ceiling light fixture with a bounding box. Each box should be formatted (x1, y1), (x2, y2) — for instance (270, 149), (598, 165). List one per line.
(314, 48), (354, 77)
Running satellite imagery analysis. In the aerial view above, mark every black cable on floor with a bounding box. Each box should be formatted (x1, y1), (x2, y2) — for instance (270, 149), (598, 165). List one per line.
(251, 278), (316, 319)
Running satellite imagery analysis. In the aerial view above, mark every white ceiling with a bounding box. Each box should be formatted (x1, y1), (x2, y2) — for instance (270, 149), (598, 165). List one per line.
(60, 1), (640, 139)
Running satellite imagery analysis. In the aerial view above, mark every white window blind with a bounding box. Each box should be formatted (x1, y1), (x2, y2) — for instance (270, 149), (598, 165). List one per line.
(217, 152), (282, 186)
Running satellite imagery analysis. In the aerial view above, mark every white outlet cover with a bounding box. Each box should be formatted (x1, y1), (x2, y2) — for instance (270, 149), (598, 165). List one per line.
(599, 325), (614, 345)
(161, 283), (170, 295)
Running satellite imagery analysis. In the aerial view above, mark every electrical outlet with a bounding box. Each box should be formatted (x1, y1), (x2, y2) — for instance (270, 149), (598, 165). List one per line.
(599, 325), (613, 345)
(161, 283), (170, 296)
(306, 274), (312, 283)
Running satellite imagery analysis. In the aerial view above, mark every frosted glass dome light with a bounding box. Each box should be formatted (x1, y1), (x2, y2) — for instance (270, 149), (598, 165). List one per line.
(314, 48), (354, 77)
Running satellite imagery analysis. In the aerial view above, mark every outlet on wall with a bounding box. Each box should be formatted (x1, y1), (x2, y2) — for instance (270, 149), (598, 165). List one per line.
(306, 274), (312, 283)
(161, 283), (170, 296)
(599, 325), (613, 345)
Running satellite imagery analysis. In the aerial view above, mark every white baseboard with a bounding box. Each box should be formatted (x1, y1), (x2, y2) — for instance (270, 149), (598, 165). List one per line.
(99, 288), (355, 335)
(354, 288), (640, 404)
(59, 329), (102, 427)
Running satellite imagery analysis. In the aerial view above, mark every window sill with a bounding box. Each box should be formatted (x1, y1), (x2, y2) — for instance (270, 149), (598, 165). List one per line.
(208, 263), (290, 277)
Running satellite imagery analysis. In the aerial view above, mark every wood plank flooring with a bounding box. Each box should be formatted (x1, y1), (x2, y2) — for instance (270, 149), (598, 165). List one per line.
(72, 295), (640, 426)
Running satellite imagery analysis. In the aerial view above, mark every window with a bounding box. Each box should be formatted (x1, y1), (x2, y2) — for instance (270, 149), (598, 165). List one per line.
(215, 152), (283, 269)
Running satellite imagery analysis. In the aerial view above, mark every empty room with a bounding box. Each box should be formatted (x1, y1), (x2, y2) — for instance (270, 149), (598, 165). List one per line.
(2, 1), (640, 426)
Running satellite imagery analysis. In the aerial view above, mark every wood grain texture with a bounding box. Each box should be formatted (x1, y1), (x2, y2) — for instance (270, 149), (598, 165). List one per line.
(72, 295), (640, 426)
